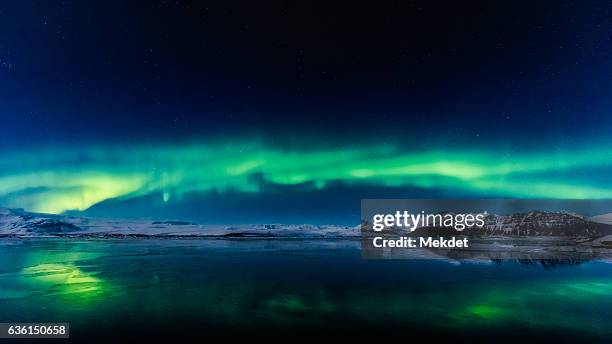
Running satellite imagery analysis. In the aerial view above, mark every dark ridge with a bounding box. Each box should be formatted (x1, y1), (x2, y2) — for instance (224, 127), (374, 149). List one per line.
(220, 232), (275, 238)
(27, 219), (81, 233)
(151, 221), (193, 225)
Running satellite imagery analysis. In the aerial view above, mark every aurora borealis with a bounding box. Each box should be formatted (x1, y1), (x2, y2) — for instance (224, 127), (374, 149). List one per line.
(2, 1), (612, 222)
(1, 141), (611, 216)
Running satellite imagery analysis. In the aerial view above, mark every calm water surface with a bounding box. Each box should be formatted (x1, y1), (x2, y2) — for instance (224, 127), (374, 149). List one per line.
(0, 239), (611, 341)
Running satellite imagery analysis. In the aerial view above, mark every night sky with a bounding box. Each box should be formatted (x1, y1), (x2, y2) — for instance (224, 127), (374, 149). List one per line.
(1, 1), (612, 224)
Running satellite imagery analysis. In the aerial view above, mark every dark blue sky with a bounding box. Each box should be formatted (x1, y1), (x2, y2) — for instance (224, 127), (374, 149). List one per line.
(2, 1), (612, 147)
(1, 1), (612, 223)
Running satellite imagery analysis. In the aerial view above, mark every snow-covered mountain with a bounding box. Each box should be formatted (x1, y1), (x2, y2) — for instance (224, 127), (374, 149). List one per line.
(0, 208), (360, 238)
(590, 213), (612, 226)
(364, 210), (612, 238)
(0, 208), (84, 236)
(476, 211), (612, 237)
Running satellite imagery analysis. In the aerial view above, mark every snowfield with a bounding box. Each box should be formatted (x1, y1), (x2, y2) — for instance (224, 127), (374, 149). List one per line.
(0, 208), (360, 238)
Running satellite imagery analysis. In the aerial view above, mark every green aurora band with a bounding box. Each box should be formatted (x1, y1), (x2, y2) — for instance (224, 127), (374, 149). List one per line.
(1, 141), (611, 214)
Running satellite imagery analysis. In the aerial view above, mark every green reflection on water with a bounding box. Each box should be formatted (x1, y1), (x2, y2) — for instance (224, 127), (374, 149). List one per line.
(449, 278), (612, 333)
(465, 305), (508, 319)
(0, 245), (110, 304)
(560, 280), (612, 296)
(2, 240), (612, 338)
(251, 276), (612, 336)
(21, 263), (105, 299)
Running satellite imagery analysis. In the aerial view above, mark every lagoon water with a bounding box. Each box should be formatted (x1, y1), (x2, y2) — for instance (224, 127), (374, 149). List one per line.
(1, 239), (611, 341)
